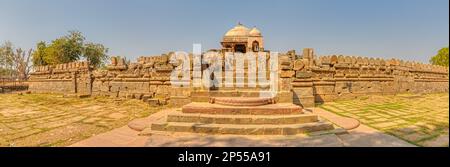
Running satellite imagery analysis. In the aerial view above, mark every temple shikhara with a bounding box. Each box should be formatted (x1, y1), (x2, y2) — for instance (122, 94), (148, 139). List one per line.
(28, 24), (449, 135)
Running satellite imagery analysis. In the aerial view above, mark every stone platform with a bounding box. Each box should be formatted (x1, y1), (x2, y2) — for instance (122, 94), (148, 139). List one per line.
(211, 97), (274, 106)
(182, 102), (303, 115)
(149, 110), (334, 135)
(78, 108), (415, 147)
(144, 97), (337, 135)
(189, 90), (293, 103)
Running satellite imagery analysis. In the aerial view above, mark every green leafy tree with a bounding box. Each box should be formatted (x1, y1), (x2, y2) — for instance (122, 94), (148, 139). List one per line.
(32, 42), (48, 66)
(0, 42), (15, 76)
(430, 47), (449, 67)
(32, 31), (108, 68)
(83, 42), (109, 68)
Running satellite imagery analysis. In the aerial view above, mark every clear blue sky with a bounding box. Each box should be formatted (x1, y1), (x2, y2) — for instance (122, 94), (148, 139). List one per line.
(0, 0), (448, 63)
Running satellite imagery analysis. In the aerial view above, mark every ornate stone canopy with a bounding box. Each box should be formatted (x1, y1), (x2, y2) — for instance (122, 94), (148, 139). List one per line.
(221, 23), (264, 53)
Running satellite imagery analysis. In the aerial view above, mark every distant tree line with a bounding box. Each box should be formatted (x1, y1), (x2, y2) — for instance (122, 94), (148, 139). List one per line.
(32, 31), (109, 68)
(0, 31), (109, 79)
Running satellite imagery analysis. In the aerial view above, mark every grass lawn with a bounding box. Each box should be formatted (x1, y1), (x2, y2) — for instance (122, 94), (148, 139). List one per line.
(319, 93), (449, 147)
(0, 93), (164, 146)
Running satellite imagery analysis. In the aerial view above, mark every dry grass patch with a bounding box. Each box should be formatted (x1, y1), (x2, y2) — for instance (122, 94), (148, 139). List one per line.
(319, 93), (449, 147)
(0, 93), (165, 146)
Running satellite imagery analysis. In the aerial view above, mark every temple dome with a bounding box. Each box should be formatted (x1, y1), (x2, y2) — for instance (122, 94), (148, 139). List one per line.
(224, 24), (250, 37)
(249, 27), (262, 36)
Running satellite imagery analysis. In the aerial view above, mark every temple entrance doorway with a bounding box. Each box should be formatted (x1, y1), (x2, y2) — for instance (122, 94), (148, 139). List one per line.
(235, 44), (246, 53)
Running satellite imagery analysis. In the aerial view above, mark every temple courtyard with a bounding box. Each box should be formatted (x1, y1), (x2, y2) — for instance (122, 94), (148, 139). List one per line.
(0, 94), (163, 146)
(0, 93), (448, 147)
(319, 93), (449, 147)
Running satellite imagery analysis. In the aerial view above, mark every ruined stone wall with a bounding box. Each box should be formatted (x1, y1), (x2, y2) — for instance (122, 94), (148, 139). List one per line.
(28, 53), (192, 106)
(28, 61), (91, 94)
(287, 49), (449, 107)
(90, 55), (190, 106)
(28, 49), (449, 108)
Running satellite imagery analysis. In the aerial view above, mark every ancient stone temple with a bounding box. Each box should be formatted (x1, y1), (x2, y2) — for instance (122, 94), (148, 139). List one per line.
(28, 24), (450, 135)
(221, 23), (264, 53)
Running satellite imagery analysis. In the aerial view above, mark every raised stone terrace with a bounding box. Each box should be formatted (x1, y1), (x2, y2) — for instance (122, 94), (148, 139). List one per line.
(146, 94), (336, 135)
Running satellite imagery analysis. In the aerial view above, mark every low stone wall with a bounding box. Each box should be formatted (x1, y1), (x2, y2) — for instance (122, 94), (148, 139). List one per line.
(28, 61), (92, 94)
(28, 55), (191, 107)
(28, 49), (449, 108)
(286, 49), (449, 107)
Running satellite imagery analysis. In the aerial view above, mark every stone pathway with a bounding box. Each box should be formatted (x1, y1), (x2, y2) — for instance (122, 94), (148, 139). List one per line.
(69, 126), (150, 147)
(71, 108), (415, 147)
(311, 108), (414, 147)
(319, 93), (449, 147)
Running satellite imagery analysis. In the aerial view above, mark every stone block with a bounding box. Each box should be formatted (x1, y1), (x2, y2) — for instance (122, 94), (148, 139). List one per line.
(293, 60), (304, 71)
(169, 96), (191, 107)
(296, 71), (313, 78)
(276, 91), (294, 103)
(280, 70), (295, 78)
(293, 96), (315, 108)
(147, 99), (160, 106)
(293, 87), (313, 97)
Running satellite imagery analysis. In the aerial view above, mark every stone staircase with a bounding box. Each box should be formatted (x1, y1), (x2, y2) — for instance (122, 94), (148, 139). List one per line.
(147, 96), (337, 135)
(142, 62), (338, 135)
(190, 90), (283, 102)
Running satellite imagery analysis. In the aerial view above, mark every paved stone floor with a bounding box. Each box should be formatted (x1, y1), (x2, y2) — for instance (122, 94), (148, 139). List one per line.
(319, 93), (449, 147)
(0, 93), (163, 146)
(72, 108), (414, 147)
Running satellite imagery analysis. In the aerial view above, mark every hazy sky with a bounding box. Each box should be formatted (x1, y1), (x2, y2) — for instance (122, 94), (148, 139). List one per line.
(0, 0), (448, 63)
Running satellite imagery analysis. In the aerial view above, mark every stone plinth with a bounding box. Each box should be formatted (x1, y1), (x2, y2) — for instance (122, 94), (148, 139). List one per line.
(182, 102), (303, 115)
(166, 111), (319, 124)
(211, 97), (274, 106)
(147, 96), (337, 135)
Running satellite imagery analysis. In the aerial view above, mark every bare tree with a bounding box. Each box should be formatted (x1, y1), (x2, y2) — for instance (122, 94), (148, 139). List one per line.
(13, 48), (33, 79)
(0, 41), (33, 79)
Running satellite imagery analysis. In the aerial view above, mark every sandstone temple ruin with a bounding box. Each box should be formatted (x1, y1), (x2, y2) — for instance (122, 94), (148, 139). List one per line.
(28, 24), (449, 135)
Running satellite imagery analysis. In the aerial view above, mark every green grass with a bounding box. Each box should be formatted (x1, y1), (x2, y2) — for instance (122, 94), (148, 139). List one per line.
(320, 93), (449, 147)
(0, 93), (167, 147)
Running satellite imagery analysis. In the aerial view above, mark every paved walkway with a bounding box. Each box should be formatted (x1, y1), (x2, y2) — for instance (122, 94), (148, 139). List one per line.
(71, 108), (415, 147)
(311, 108), (415, 147)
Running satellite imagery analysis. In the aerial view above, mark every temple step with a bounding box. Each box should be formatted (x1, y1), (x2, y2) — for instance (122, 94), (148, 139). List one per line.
(191, 90), (275, 97)
(166, 111), (319, 125)
(182, 102), (303, 115)
(212, 97), (274, 106)
(151, 121), (334, 135)
(190, 90), (278, 102)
